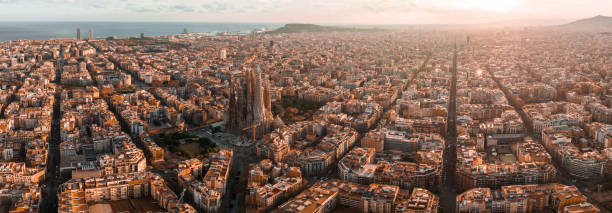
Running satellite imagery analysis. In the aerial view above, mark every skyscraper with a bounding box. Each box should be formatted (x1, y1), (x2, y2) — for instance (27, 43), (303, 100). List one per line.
(88, 28), (93, 40)
(77, 28), (81, 40)
(226, 66), (273, 139)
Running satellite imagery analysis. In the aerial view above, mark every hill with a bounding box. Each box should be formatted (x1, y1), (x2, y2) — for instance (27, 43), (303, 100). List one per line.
(558, 15), (612, 31)
(269, 23), (374, 34)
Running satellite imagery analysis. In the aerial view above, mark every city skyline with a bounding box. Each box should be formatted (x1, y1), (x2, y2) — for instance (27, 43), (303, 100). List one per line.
(1, 0), (612, 213)
(0, 0), (610, 25)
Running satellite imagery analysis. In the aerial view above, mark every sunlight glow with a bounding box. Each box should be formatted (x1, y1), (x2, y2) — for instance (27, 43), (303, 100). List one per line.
(465, 0), (520, 12)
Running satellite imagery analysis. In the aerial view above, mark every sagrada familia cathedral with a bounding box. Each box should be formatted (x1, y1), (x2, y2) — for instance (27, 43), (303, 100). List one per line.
(226, 67), (274, 139)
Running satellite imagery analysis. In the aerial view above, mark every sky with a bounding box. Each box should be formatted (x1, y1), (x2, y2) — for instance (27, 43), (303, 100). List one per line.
(0, 0), (610, 24)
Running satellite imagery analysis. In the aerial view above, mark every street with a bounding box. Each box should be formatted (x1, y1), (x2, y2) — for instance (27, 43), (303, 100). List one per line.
(40, 46), (64, 213)
(487, 64), (611, 213)
(439, 48), (458, 213)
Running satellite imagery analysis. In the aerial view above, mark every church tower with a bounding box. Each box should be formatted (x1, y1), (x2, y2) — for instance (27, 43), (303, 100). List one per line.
(226, 66), (274, 140)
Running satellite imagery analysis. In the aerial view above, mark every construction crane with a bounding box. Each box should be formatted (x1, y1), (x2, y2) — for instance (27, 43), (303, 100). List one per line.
(242, 123), (260, 143)
(178, 188), (186, 204)
(174, 188), (187, 213)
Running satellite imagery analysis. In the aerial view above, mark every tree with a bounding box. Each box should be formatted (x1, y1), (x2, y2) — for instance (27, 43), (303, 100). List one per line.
(198, 137), (213, 146)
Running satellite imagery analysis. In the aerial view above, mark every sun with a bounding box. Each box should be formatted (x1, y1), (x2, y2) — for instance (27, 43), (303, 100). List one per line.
(466, 0), (520, 12)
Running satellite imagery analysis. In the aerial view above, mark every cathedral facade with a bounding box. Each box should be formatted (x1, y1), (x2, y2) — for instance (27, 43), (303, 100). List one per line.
(226, 67), (274, 139)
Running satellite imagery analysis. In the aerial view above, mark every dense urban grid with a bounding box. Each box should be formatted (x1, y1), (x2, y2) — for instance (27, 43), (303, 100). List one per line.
(0, 27), (611, 213)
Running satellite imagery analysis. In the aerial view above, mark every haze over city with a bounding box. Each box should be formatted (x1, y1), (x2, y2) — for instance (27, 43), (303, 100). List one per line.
(0, 0), (610, 24)
(1, 0), (612, 213)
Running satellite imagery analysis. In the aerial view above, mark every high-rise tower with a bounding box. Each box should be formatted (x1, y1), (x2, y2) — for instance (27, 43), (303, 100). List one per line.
(88, 28), (93, 40)
(77, 28), (81, 40)
(226, 66), (273, 140)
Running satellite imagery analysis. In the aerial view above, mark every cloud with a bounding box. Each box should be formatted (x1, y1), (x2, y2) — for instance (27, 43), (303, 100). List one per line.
(0, 0), (609, 24)
(125, 1), (198, 13)
(361, 0), (418, 12)
(200, 0), (298, 14)
(201, 1), (230, 13)
(170, 4), (195, 12)
(126, 3), (159, 13)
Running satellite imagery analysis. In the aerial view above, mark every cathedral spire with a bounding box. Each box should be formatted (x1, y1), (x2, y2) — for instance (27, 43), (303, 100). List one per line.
(226, 64), (274, 140)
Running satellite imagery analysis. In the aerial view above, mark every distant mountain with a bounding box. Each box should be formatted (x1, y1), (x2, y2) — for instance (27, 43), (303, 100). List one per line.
(558, 15), (612, 31)
(481, 18), (571, 27)
(269, 23), (376, 34)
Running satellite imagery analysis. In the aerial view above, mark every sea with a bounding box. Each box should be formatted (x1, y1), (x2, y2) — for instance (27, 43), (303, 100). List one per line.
(0, 22), (284, 41)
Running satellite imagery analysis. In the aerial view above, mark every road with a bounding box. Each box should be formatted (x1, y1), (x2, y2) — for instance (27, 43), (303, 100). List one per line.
(487, 65), (611, 213)
(40, 46), (64, 213)
(439, 48), (458, 213)
(188, 127), (254, 212)
(91, 39), (250, 212)
(227, 145), (253, 213)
